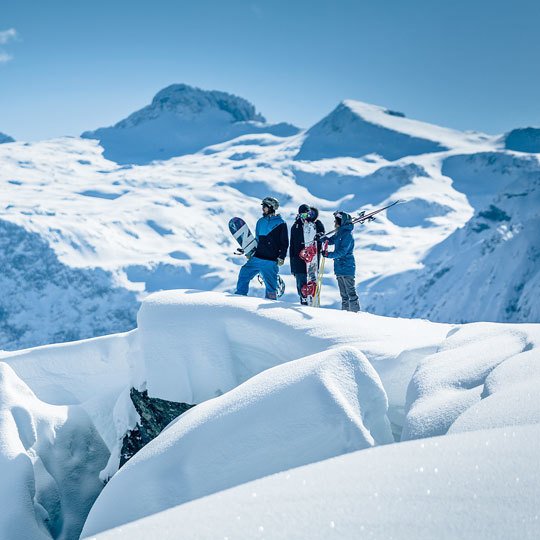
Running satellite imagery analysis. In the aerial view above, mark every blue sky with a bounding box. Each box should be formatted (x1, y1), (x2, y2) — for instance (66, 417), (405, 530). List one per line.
(1, 0), (539, 141)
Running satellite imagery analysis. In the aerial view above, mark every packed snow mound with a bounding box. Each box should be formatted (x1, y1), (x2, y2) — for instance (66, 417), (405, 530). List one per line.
(82, 346), (393, 537)
(0, 131), (14, 144)
(296, 100), (491, 161)
(402, 324), (537, 440)
(82, 83), (299, 164)
(1, 290), (539, 538)
(504, 127), (540, 153)
(0, 362), (108, 540)
(90, 423), (540, 540)
(363, 167), (540, 323)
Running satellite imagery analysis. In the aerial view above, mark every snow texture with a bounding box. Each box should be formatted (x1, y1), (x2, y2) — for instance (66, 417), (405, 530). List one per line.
(1, 86), (539, 355)
(0, 290), (538, 539)
(82, 84), (299, 164)
(90, 423), (540, 540)
(82, 345), (393, 536)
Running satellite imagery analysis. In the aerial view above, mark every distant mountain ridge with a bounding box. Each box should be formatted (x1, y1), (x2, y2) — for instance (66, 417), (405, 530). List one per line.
(1, 85), (540, 351)
(0, 132), (14, 144)
(82, 84), (299, 164)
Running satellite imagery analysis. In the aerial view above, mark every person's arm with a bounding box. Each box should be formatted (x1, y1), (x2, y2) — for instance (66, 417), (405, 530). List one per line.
(326, 233), (353, 259)
(278, 223), (289, 260)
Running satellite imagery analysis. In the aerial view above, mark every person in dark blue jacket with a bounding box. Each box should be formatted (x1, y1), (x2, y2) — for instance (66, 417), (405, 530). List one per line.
(235, 196), (289, 300)
(322, 210), (360, 312)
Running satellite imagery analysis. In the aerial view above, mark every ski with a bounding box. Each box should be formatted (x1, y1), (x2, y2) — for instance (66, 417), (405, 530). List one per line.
(323, 200), (404, 239)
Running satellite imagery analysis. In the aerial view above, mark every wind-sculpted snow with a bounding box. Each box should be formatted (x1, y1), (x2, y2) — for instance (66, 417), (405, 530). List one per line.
(402, 324), (537, 440)
(90, 423), (540, 540)
(0, 363), (109, 539)
(0, 291), (539, 539)
(82, 345), (393, 537)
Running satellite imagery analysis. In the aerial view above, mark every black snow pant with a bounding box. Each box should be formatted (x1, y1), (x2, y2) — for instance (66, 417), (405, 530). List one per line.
(294, 273), (308, 304)
(336, 275), (360, 312)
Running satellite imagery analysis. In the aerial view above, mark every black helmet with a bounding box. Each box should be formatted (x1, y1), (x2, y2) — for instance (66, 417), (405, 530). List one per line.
(298, 204), (310, 214)
(333, 210), (351, 225)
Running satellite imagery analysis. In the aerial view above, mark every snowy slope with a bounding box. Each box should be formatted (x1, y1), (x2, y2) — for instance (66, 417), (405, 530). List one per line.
(91, 424), (540, 540)
(1, 291), (539, 538)
(296, 100), (493, 161)
(2, 89), (540, 352)
(363, 156), (540, 323)
(82, 84), (299, 164)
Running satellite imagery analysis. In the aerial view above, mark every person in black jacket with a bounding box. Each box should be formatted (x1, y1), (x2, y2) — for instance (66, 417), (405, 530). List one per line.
(235, 196), (289, 300)
(289, 204), (325, 305)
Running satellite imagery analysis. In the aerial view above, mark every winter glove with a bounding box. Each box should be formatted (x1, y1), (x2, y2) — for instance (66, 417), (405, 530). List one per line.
(277, 258), (285, 266)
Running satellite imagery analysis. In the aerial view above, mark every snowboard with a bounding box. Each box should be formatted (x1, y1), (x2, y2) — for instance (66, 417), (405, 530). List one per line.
(299, 220), (318, 306)
(228, 217), (285, 298)
(229, 217), (257, 258)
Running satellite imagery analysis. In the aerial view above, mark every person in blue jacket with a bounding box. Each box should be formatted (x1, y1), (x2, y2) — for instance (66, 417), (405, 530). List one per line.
(322, 210), (360, 312)
(235, 196), (289, 300)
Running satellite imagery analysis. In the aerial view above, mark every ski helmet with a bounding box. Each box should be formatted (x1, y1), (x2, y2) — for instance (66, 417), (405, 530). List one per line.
(333, 210), (351, 225)
(261, 196), (279, 212)
(298, 204), (310, 214)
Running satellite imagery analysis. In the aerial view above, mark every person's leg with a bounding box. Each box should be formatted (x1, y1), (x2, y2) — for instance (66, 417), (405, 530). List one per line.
(295, 273), (308, 304)
(235, 258), (260, 295)
(336, 275), (349, 311)
(259, 259), (279, 300)
(343, 275), (360, 312)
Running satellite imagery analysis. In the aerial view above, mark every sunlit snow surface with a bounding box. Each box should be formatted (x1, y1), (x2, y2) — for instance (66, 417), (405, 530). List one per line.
(1, 291), (538, 538)
(5, 96), (537, 350)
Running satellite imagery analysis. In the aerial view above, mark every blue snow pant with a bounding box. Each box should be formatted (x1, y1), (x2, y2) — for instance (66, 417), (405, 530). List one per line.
(235, 256), (279, 299)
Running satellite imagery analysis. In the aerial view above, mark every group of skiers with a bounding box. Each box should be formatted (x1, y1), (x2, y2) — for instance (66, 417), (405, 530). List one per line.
(235, 196), (360, 312)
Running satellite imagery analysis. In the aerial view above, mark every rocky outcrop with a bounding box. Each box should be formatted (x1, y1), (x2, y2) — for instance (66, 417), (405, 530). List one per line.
(120, 388), (195, 466)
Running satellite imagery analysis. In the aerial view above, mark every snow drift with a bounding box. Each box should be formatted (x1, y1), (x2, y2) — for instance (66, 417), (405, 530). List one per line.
(0, 290), (539, 539)
(91, 423), (540, 540)
(82, 346), (393, 536)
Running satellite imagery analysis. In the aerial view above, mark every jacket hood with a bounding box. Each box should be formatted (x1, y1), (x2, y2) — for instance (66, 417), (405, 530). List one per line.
(340, 211), (353, 225)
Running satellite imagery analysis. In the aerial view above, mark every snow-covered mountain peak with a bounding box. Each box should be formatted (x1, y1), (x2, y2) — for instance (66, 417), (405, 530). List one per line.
(0, 131), (14, 144)
(296, 99), (495, 161)
(82, 83), (299, 164)
(117, 83), (266, 128)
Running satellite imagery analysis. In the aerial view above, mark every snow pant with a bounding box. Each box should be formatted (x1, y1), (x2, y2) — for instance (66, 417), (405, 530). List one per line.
(235, 256), (279, 299)
(336, 275), (360, 312)
(293, 273), (308, 304)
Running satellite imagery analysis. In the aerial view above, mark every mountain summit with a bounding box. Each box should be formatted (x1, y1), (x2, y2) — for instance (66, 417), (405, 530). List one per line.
(296, 100), (491, 161)
(0, 132), (14, 144)
(82, 84), (298, 164)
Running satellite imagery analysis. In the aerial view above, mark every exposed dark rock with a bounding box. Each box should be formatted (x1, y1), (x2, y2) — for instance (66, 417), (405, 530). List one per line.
(120, 388), (195, 467)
